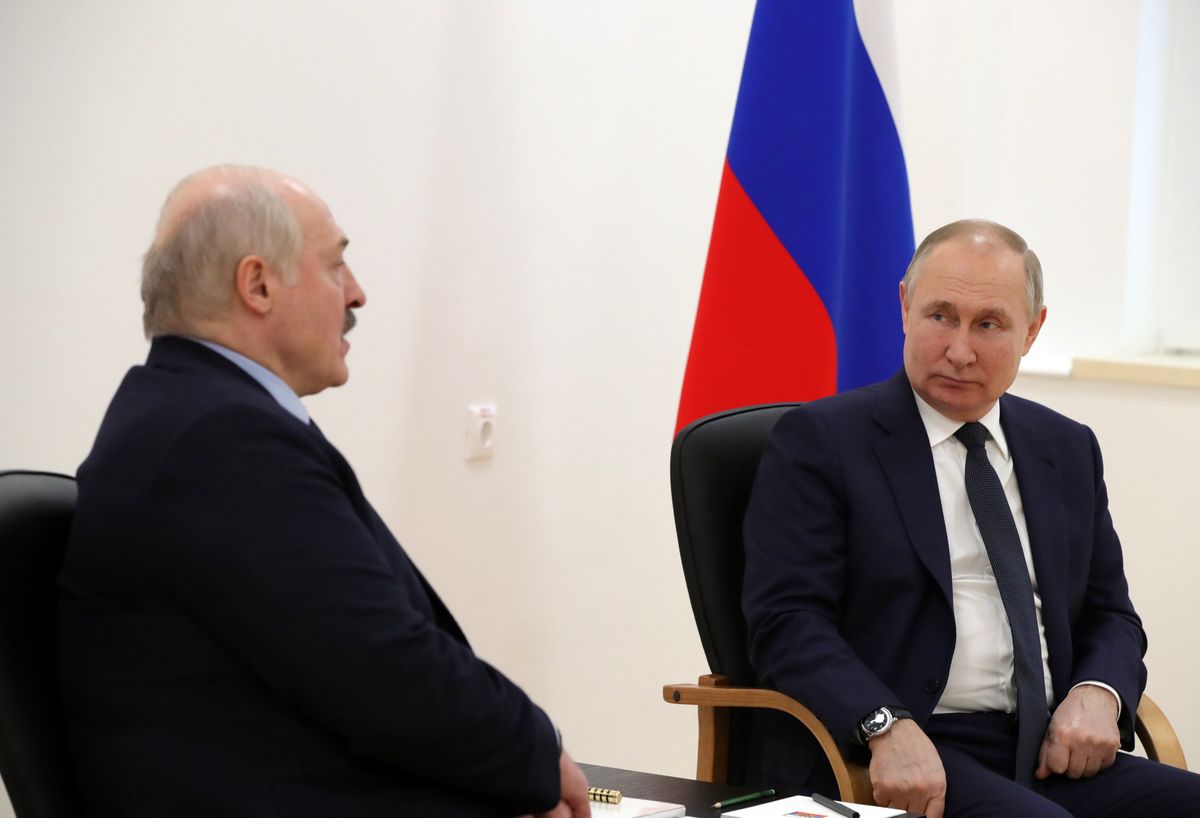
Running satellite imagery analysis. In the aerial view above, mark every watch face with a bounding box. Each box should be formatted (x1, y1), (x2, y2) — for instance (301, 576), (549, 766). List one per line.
(862, 708), (893, 737)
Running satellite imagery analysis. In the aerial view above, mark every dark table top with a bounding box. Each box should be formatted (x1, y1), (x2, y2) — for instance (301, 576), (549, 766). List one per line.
(580, 763), (772, 817)
(579, 763), (922, 817)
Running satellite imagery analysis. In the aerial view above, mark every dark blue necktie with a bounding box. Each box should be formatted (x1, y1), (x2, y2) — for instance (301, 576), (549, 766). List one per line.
(954, 421), (1048, 787)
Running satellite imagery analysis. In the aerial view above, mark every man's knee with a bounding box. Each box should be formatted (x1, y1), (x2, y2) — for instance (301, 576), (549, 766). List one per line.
(938, 744), (1071, 818)
(1043, 753), (1200, 815)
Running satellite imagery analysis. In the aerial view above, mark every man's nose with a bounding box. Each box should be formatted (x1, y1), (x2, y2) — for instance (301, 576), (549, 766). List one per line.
(344, 266), (367, 308)
(946, 329), (975, 367)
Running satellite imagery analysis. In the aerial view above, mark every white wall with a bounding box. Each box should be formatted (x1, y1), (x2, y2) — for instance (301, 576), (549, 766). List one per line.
(891, 1), (1142, 367)
(1, 2), (1196, 815)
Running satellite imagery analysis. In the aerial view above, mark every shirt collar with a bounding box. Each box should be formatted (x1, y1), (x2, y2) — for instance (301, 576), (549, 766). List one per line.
(912, 390), (1009, 460)
(188, 338), (310, 424)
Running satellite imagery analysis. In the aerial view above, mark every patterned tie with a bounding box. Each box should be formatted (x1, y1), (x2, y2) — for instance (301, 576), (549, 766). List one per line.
(954, 421), (1048, 787)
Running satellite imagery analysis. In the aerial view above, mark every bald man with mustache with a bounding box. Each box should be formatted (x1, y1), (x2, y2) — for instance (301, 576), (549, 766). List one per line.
(59, 166), (589, 818)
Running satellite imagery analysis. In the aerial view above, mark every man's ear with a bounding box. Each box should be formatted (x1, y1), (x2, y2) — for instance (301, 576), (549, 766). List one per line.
(1022, 305), (1048, 355)
(234, 255), (273, 316)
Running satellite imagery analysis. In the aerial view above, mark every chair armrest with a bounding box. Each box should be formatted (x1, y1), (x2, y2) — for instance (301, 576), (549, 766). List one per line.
(666, 679), (1188, 801)
(1137, 694), (1187, 770)
(664, 674), (874, 802)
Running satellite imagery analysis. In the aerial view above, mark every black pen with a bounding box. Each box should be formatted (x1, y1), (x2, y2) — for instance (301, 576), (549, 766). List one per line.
(812, 792), (859, 818)
(711, 787), (775, 809)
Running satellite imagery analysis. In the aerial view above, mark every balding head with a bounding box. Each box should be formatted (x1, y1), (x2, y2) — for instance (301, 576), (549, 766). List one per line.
(902, 219), (1044, 322)
(141, 165), (305, 338)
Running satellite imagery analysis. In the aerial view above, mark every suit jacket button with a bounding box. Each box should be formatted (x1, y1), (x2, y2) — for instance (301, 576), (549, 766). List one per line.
(925, 679), (941, 694)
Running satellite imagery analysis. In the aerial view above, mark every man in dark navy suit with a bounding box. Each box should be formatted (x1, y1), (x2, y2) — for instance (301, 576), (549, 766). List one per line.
(742, 220), (1200, 817)
(59, 165), (590, 818)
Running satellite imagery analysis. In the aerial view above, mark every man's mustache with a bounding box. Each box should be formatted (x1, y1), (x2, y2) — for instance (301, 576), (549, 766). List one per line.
(343, 309), (357, 335)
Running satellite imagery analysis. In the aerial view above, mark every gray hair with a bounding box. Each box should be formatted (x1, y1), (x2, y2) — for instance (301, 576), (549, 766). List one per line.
(141, 167), (302, 338)
(902, 219), (1044, 321)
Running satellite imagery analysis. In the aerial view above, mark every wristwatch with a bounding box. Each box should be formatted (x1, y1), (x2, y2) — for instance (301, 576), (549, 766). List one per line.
(858, 706), (913, 744)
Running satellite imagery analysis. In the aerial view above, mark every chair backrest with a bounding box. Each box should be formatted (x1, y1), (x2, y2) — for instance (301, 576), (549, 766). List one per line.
(0, 471), (80, 818)
(670, 404), (799, 782)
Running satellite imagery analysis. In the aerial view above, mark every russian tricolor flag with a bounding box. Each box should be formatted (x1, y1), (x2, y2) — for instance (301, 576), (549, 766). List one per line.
(676, 1), (914, 433)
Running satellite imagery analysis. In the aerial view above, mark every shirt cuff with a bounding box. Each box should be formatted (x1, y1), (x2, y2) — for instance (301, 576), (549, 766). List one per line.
(1070, 681), (1122, 719)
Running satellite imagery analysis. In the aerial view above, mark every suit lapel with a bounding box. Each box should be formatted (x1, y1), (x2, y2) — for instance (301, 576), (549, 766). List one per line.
(409, 563), (471, 646)
(871, 372), (954, 607)
(307, 422), (368, 505)
(309, 420), (472, 648)
(1001, 396), (1071, 693)
(151, 337), (476, 649)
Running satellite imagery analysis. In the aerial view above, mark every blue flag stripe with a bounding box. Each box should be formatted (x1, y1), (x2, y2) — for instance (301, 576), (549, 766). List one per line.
(726, 1), (914, 390)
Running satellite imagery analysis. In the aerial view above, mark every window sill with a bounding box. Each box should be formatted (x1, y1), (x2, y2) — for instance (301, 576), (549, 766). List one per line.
(1021, 354), (1200, 390)
(1071, 355), (1200, 390)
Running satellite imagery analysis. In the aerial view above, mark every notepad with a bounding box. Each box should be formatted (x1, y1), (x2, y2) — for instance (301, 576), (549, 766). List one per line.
(590, 796), (687, 817)
(722, 794), (904, 817)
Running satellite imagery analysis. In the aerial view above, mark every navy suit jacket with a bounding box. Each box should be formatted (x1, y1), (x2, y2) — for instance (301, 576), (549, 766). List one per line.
(741, 370), (1146, 791)
(59, 337), (560, 817)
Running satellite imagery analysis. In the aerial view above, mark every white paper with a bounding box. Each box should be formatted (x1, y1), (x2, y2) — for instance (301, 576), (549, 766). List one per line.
(722, 794), (905, 818)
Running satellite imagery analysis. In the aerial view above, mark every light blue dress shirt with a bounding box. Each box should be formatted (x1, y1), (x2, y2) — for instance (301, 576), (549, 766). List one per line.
(188, 337), (310, 424)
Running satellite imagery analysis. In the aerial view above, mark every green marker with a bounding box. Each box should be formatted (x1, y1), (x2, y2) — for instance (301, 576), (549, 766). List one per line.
(711, 787), (776, 809)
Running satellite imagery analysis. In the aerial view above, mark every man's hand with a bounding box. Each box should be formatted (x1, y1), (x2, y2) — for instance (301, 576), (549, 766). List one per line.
(867, 719), (946, 818)
(528, 750), (591, 818)
(1035, 684), (1120, 780)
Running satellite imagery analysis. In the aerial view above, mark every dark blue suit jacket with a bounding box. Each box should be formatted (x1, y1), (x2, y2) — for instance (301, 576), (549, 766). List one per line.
(741, 370), (1146, 791)
(59, 337), (560, 817)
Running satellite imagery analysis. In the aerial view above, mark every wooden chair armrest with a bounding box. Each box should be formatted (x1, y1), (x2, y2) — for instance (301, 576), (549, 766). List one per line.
(664, 674), (874, 802)
(1137, 693), (1187, 770)
(666, 678), (1188, 802)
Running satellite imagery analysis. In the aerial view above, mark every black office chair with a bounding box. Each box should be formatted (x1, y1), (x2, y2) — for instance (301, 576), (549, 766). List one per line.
(0, 471), (80, 818)
(661, 405), (1187, 802)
